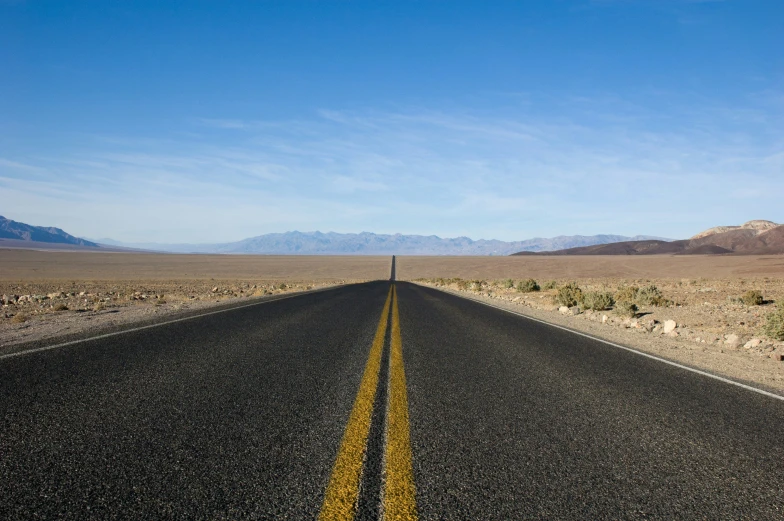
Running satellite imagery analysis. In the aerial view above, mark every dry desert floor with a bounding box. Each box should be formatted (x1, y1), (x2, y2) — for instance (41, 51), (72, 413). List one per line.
(0, 249), (391, 349)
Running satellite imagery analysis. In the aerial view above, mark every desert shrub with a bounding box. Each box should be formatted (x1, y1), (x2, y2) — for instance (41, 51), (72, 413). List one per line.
(468, 280), (486, 291)
(11, 313), (28, 323)
(763, 302), (784, 341)
(616, 284), (668, 307)
(555, 282), (583, 307)
(456, 279), (469, 290)
(615, 301), (638, 318)
(517, 279), (540, 293)
(636, 285), (668, 307)
(502, 278), (515, 289)
(93, 302), (105, 312)
(542, 280), (558, 290)
(278, 283), (287, 290)
(583, 291), (615, 311)
(53, 303), (69, 311)
(740, 290), (764, 306)
(615, 285), (639, 303)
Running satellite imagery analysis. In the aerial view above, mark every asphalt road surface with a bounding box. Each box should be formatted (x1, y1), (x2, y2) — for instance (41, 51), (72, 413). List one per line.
(2, 281), (784, 520)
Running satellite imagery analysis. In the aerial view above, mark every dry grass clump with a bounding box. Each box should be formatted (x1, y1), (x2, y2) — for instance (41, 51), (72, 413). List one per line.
(555, 282), (583, 307)
(614, 301), (638, 318)
(615, 285), (639, 304)
(763, 301), (784, 340)
(516, 279), (540, 293)
(53, 303), (69, 311)
(502, 278), (515, 289)
(93, 302), (105, 312)
(740, 290), (764, 306)
(12, 313), (28, 323)
(583, 291), (615, 311)
(615, 284), (669, 307)
(637, 285), (669, 306)
(542, 280), (558, 290)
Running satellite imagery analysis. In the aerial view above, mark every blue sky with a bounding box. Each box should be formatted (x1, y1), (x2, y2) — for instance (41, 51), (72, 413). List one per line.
(2, 0), (782, 243)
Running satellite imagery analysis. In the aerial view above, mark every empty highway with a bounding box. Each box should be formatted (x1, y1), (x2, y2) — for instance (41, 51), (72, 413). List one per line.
(2, 281), (784, 520)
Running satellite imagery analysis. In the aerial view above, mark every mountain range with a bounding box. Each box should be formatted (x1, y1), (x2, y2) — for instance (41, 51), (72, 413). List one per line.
(94, 231), (668, 255)
(5, 214), (781, 256)
(512, 220), (784, 256)
(0, 215), (99, 247)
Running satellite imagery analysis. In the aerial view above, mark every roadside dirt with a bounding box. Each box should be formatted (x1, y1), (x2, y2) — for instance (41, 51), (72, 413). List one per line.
(0, 249), (390, 349)
(0, 279), (355, 349)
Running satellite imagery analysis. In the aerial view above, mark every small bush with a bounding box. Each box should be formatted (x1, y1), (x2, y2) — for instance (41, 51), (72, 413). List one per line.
(53, 303), (69, 311)
(517, 279), (540, 293)
(636, 285), (668, 307)
(456, 279), (468, 290)
(740, 290), (764, 306)
(542, 280), (558, 290)
(555, 282), (583, 307)
(615, 284), (668, 307)
(93, 302), (105, 312)
(763, 302), (784, 341)
(615, 301), (638, 318)
(583, 291), (615, 311)
(12, 313), (28, 323)
(502, 278), (514, 289)
(615, 285), (639, 303)
(468, 280), (486, 291)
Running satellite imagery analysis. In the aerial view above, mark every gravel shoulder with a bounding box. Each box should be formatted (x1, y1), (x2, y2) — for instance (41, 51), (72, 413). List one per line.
(411, 279), (784, 394)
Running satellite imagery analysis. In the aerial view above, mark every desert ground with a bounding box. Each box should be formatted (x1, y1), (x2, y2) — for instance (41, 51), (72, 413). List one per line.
(0, 249), (392, 280)
(3, 249), (784, 392)
(396, 254), (784, 279)
(0, 250), (391, 348)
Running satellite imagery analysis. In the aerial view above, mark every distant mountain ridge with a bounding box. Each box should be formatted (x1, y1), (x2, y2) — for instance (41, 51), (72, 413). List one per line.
(0, 215), (98, 247)
(512, 220), (784, 256)
(98, 231), (669, 255)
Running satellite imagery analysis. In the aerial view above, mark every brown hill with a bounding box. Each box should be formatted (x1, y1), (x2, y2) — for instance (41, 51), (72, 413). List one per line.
(511, 221), (784, 256)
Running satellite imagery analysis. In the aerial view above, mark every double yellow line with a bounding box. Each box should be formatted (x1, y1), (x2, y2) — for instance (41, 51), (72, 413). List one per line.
(319, 284), (417, 521)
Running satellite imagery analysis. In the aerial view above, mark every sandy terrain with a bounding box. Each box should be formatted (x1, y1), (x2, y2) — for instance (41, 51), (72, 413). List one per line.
(0, 250), (391, 348)
(0, 249), (392, 280)
(396, 254), (784, 280)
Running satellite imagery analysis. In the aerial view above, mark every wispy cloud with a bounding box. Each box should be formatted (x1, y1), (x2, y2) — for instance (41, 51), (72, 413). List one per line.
(2, 90), (782, 242)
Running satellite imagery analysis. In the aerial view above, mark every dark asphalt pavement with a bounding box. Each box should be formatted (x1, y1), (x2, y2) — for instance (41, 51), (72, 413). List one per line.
(2, 281), (784, 519)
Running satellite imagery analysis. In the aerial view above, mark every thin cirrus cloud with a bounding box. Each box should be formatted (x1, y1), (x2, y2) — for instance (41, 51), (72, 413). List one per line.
(1, 91), (782, 243)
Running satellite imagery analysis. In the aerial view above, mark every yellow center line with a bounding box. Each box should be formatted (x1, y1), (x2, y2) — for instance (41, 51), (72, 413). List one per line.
(319, 285), (393, 521)
(384, 284), (418, 520)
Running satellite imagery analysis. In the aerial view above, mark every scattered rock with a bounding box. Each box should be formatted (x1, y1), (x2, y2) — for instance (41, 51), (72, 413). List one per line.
(559, 306), (570, 314)
(724, 334), (740, 347)
(602, 314), (608, 324)
(744, 338), (762, 349)
(663, 320), (677, 334)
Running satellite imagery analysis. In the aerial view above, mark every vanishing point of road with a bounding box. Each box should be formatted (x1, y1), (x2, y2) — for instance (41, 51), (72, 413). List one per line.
(3, 266), (784, 519)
